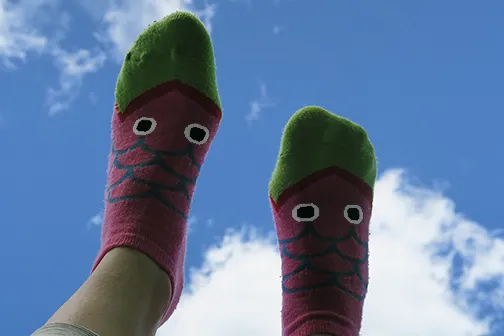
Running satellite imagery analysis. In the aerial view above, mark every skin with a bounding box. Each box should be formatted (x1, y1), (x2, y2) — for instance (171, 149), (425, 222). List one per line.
(41, 12), (220, 336)
(269, 106), (377, 335)
(46, 247), (171, 336)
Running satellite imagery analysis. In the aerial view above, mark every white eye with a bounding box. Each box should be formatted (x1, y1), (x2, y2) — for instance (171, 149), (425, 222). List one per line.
(133, 117), (157, 135)
(292, 203), (320, 222)
(344, 205), (363, 224)
(184, 123), (209, 145)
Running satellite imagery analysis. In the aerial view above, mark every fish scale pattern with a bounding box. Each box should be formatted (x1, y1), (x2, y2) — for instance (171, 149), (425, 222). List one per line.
(279, 223), (369, 301)
(106, 136), (201, 220)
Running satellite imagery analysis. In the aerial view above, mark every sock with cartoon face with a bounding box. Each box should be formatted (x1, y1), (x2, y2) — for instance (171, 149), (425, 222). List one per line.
(269, 106), (377, 336)
(92, 11), (222, 324)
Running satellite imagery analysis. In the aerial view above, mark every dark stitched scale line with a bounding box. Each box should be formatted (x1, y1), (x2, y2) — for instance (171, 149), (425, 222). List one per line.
(106, 136), (201, 220)
(280, 225), (368, 301)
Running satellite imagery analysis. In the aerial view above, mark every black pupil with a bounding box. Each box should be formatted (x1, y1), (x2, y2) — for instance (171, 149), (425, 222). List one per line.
(137, 119), (152, 132)
(297, 206), (315, 219)
(190, 127), (206, 142)
(347, 207), (360, 221)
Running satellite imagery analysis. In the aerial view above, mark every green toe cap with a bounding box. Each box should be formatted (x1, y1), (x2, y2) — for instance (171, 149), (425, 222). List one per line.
(269, 106), (377, 202)
(115, 11), (221, 112)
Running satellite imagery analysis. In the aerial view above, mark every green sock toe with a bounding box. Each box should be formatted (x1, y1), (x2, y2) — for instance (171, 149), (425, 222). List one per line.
(269, 106), (377, 202)
(115, 11), (221, 112)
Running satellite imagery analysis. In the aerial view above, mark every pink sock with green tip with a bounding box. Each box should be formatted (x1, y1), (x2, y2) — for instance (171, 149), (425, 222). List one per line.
(92, 12), (222, 325)
(269, 106), (377, 336)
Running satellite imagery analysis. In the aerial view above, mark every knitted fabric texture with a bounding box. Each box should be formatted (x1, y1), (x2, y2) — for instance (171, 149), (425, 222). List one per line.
(269, 106), (376, 336)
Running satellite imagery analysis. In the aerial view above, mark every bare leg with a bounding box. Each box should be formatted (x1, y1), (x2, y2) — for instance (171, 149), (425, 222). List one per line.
(45, 248), (170, 336)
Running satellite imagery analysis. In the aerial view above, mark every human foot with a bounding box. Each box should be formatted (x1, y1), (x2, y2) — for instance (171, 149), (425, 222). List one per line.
(93, 11), (221, 325)
(269, 106), (377, 336)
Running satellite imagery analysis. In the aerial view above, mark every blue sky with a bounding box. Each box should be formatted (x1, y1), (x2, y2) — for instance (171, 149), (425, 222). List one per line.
(2, 0), (504, 335)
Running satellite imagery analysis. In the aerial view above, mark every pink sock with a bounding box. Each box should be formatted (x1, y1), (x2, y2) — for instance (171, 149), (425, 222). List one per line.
(92, 81), (221, 324)
(271, 167), (373, 336)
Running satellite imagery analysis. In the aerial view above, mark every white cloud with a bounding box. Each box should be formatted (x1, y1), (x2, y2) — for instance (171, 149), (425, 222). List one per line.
(47, 48), (106, 116)
(158, 169), (503, 336)
(90, 0), (217, 60)
(0, 0), (107, 114)
(0, 0), (52, 67)
(272, 25), (282, 34)
(188, 216), (198, 234)
(246, 83), (275, 123)
(87, 211), (103, 229)
(188, 216), (217, 233)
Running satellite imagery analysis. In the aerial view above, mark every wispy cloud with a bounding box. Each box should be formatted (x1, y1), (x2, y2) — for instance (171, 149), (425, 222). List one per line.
(47, 48), (106, 116)
(272, 25), (283, 34)
(0, 0), (107, 115)
(188, 216), (198, 234)
(0, 0), (50, 68)
(246, 82), (275, 123)
(87, 211), (103, 229)
(158, 169), (504, 335)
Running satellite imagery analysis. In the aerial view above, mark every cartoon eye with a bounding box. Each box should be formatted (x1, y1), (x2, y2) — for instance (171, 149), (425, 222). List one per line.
(344, 205), (363, 224)
(184, 123), (210, 145)
(292, 203), (320, 222)
(133, 117), (157, 135)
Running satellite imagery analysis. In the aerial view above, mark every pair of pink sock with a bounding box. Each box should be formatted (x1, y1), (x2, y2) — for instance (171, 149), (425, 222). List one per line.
(92, 82), (371, 335)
